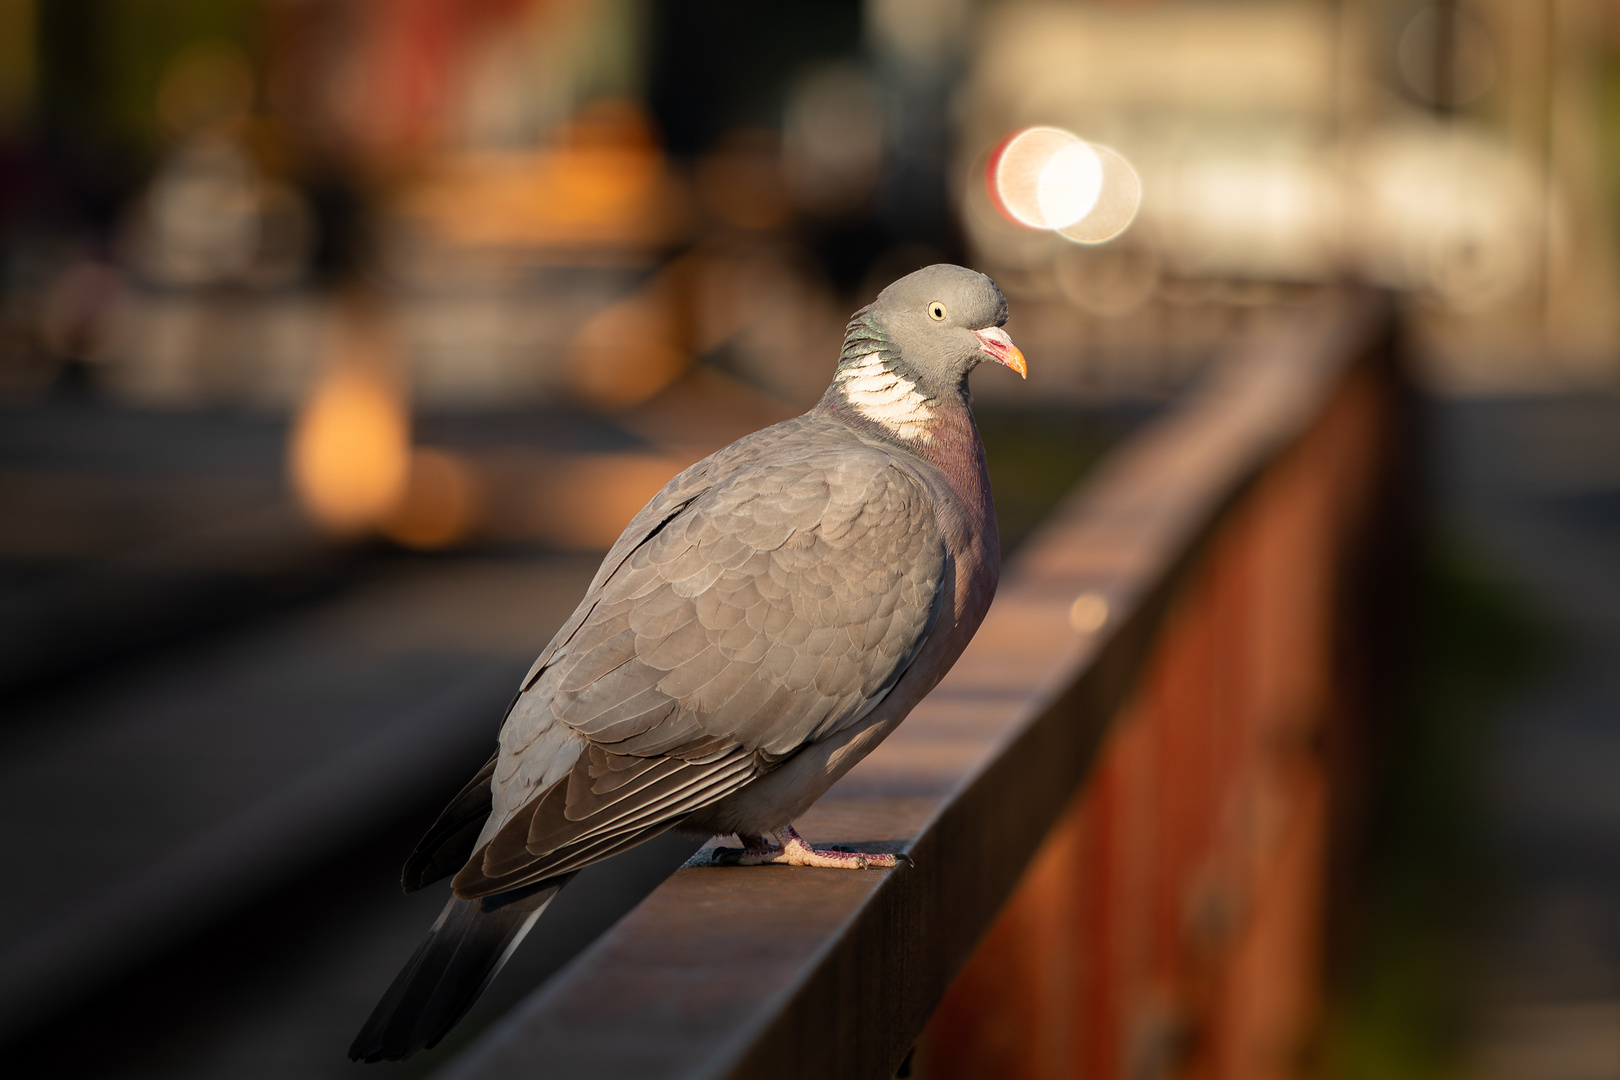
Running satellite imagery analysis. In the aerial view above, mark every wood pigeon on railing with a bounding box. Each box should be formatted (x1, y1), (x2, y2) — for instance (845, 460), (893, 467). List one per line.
(350, 264), (1026, 1062)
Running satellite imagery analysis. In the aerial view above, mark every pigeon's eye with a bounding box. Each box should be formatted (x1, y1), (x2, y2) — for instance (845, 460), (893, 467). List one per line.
(927, 301), (948, 321)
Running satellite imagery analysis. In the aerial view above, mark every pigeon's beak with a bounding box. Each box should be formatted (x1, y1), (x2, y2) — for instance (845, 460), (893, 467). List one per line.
(972, 326), (1027, 379)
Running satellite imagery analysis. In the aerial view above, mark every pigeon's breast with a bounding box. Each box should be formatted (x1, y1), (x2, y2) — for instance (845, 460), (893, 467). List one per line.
(684, 422), (1002, 835)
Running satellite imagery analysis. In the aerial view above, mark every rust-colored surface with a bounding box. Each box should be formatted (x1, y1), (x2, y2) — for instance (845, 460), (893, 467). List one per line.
(913, 352), (1395, 1080)
(439, 292), (1399, 1080)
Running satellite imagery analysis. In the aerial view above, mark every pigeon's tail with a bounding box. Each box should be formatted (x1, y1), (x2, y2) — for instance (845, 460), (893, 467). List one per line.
(348, 879), (567, 1063)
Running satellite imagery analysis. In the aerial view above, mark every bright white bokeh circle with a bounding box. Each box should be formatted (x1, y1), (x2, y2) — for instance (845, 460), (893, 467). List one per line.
(989, 127), (1139, 242)
(1037, 141), (1104, 228)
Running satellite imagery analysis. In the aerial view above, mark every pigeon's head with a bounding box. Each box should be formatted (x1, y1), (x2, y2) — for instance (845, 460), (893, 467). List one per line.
(826, 264), (1025, 442)
(868, 264), (1025, 385)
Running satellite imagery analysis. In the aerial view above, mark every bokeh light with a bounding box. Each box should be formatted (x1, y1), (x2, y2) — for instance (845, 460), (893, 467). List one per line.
(290, 359), (409, 536)
(1058, 144), (1142, 245)
(987, 127), (1140, 244)
(380, 448), (483, 551)
(1038, 141), (1103, 228)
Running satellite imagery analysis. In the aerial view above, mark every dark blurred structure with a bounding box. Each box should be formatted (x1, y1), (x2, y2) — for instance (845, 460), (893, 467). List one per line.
(2, 1), (1620, 1077)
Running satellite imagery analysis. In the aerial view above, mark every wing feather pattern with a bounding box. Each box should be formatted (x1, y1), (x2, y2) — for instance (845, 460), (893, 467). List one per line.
(452, 421), (946, 898)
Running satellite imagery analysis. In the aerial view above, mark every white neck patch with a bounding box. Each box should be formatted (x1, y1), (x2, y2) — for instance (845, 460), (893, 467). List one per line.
(834, 352), (936, 442)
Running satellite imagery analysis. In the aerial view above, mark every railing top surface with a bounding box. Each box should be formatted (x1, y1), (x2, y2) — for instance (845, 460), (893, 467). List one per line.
(438, 290), (1390, 1080)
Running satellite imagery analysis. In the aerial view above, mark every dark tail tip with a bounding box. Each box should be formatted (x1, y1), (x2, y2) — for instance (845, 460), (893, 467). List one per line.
(349, 888), (555, 1063)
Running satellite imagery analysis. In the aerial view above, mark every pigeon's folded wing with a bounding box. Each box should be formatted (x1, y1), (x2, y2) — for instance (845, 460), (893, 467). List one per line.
(451, 439), (947, 897)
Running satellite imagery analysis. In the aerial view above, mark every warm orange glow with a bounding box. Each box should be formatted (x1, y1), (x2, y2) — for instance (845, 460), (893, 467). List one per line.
(396, 100), (682, 250)
(567, 266), (693, 411)
(290, 363), (410, 534)
(382, 447), (483, 550)
(522, 453), (689, 550)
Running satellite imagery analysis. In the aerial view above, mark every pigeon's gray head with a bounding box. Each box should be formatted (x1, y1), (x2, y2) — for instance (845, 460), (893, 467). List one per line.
(827, 264), (1025, 443)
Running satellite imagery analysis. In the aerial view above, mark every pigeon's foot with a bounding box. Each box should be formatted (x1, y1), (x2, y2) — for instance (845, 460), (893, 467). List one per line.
(715, 824), (900, 869)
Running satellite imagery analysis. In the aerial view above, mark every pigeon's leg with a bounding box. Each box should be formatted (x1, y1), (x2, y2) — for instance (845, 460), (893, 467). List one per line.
(735, 824), (899, 869)
(700, 832), (775, 866)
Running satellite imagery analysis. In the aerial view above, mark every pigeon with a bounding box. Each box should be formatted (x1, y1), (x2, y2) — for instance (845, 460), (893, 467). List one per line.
(349, 264), (1026, 1062)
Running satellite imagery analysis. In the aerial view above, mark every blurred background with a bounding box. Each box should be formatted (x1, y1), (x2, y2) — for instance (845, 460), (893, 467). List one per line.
(0, 0), (1618, 1077)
